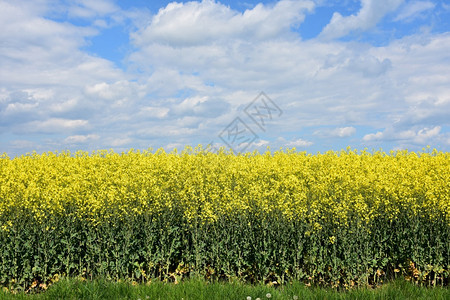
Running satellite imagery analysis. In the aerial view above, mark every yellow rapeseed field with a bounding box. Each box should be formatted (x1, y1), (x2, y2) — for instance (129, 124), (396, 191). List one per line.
(1, 146), (448, 227)
(0, 146), (449, 289)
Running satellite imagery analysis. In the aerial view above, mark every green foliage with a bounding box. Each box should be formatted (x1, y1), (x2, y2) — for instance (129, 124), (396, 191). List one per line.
(1, 209), (448, 292)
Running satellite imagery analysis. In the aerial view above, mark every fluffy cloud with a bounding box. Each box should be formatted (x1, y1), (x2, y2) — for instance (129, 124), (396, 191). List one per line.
(319, 0), (404, 40)
(1, 0), (449, 155)
(331, 127), (357, 138)
(132, 0), (314, 47)
(21, 118), (90, 134)
(67, 0), (120, 19)
(394, 1), (435, 22)
(139, 107), (170, 119)
(64, 134), (100, 144)
(283, 138), (314, 148)
(363, 126), (441, 145)
(0, 0), (125, 146)
(254, 140), (270, 147)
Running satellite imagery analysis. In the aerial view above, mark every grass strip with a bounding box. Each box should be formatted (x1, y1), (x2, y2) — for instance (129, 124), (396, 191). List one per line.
(1, 278), (448, 300)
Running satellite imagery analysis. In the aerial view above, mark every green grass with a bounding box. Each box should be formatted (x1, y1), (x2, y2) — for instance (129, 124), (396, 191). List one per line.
(1, 278), (448, 300)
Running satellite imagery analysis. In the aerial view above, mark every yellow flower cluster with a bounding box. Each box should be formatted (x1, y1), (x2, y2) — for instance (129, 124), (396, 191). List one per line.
(0, 146), (449, 227)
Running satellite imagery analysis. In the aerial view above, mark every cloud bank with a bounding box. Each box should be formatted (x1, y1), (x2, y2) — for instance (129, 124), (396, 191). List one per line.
(1, 0), (449, 156)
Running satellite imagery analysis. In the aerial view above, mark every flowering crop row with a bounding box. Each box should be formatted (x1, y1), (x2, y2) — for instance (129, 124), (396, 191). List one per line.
(1, 147), (448, 225)
(0, 146), (448, 291)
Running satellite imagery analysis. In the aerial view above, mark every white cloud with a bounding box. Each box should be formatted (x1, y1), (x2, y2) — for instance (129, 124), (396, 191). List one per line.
(85, 81), (144, 105)
(169, 96), (231, 118)
(363, 126), (441, 144)
(8, 140), (37, 150)
(67, 0), (119, 19)
(416, 126), (441, 143)
(23, 118), (89, 134)
(254, 140), (270, 147)
(345, 56), (391, 77)
(108, 137), (133, 147)
(0, 1), (122, 90)
(285, 138), (314, 147)
(394, 1), (435, 22)
(4, 101), (39, 114)
(363, 131), (383, 141)
(1, 1), (450, 155)
(64, 134), (99, 144)
(132, 0), (314, 47)
(319, 0), (404, 40)
(140, 107), (170, 119)
(173, 96), (209, 113)
(331, 127), (357, 138)
(313, 126), (357, 138)
(165, 143), (184, 151)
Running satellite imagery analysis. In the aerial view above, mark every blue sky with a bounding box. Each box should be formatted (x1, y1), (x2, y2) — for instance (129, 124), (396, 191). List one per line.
(1, 0), (450, 156)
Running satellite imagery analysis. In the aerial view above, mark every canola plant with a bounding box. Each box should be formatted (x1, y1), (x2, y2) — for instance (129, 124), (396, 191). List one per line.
(0, 147), (448, 291)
